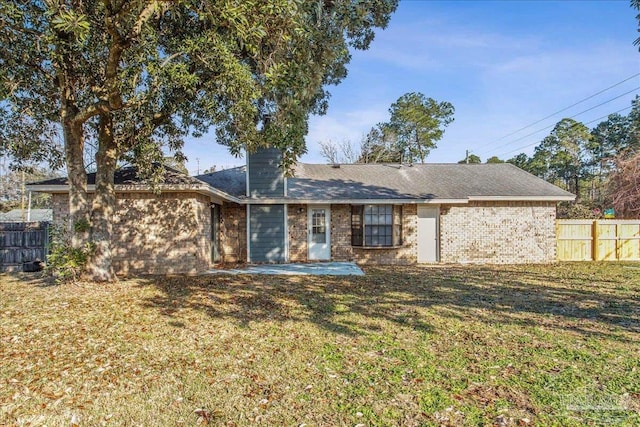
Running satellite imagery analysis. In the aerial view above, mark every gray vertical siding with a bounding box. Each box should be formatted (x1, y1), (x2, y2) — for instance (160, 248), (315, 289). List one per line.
(247, 148), (285, 197)
(249, 204), (285, 263)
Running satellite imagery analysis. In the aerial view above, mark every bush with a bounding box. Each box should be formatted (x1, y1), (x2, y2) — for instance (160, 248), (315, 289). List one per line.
(46, 222), (94, 283)
(557, 202), (603, 219)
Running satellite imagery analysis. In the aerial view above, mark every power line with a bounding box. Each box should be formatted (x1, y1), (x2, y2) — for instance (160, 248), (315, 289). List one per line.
(494, 105), (634, 158)
(478, 86), (639, 156)
(473, 72), (640, 153)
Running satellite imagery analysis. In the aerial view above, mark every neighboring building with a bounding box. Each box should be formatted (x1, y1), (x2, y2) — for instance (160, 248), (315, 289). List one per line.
(28, 149), (575, 275)
(0, 209), (52, 222)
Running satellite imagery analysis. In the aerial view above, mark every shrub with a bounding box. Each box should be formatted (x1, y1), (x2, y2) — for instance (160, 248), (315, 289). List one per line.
(46, 222), (94, 283)
(557, 201), (603, 219)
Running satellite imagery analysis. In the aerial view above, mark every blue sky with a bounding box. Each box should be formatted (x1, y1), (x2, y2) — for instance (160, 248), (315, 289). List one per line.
(183, 0), (640, 174)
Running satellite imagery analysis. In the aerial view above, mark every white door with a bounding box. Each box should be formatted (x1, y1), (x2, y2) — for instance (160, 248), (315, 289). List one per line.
(308, 206), (331, 260)
(417, 206), (439, 263)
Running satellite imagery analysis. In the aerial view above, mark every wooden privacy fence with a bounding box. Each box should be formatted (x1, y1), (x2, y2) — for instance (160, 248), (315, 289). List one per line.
(557, 219), (640, 261)
(0, 222), (49, 272)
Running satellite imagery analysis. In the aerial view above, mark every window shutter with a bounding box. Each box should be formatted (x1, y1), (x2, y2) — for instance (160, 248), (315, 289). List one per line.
(351, 205), (363, 246)
(393, 205), (402, 246)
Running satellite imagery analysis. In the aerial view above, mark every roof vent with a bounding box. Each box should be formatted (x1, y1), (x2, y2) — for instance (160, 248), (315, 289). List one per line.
(331, 164), (340, 168)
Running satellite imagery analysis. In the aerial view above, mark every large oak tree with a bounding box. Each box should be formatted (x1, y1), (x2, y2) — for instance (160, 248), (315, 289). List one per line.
(1, 0), (397, 280)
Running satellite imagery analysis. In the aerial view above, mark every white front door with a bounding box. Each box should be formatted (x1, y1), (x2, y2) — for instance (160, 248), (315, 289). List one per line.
(417, 206), (439, 263)
(308, 205), (331, 260)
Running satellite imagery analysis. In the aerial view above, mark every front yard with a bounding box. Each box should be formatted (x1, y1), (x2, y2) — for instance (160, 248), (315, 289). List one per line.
(1, 263), (639, 426)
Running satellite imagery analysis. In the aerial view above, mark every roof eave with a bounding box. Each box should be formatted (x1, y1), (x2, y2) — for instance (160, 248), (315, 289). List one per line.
(26, 183), (243, 204)
(468, 195), (576, 202)
(244, 198), (469, 204)
(27, 184), (575, 205)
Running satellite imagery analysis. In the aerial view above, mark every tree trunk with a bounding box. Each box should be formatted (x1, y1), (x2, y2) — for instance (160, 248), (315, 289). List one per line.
(62, 112), (90, 250)
(87, 114), (118, 282)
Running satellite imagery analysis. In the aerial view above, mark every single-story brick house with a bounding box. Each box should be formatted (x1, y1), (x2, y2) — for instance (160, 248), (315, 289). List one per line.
(28, 148), (574, 275)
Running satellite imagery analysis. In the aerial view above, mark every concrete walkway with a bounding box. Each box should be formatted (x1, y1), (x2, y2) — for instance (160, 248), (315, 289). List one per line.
(205, 262), (364, 276)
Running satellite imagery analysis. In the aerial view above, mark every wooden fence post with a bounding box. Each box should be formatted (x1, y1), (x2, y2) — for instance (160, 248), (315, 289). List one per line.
(592, 220), (599, 261)
(615, 222), (620, 261)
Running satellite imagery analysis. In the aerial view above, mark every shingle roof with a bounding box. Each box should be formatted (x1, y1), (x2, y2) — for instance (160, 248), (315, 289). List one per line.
(29, 163), (575, 202)
(199, 163), (575, 201)
(196, 167), (247, 198)
(30, 166), (205, 187)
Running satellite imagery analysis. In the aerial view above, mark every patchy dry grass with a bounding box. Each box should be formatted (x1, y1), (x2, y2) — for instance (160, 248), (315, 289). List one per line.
(1, 263), (639, 426)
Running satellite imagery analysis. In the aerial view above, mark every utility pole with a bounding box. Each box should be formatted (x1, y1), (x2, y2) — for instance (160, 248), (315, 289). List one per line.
(196, 158), (200, 175)
(465, 150), (469, 164)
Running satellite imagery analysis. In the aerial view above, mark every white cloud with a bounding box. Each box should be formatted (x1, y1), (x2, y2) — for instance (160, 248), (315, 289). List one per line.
(180, 2), (639, 171)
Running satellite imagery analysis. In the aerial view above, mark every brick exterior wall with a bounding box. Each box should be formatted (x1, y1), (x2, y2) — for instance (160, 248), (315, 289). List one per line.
(51, 194), (559, 272)
(51, 193), (70, 225)
(288, 204), (308, 262)
(219, 203), (247, 263)
(51, 192), (212, 275)
(330, 205), (354, 261)
(439, 201), (557, 264)
(330, 204), (418, 265)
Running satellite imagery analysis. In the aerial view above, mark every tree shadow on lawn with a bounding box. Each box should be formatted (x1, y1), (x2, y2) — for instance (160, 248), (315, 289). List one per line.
(137, 264), (640, 339)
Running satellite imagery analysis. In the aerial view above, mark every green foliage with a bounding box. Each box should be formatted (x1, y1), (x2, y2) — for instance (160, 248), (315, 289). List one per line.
(359, 125), (403, 163)
(73, 218), (90, 233)
(46, 223), (94, 283)
(485, 156), (504, 164)
(1, 0), (398, 278)
(50, 9), (90, 41)
(507, 118), (592, 198)
(458, 154), (481, 164)
(0, 165), (58, 211)
(1, 1), (398, 170)
(163, 156), (188, 175)
(557, 201), (603, 219)
(633, 0), (640, 49)
(357, 92), (454, 164)
(590, 113), (633, 164)
(506, 97), (640, 216)
(506, 153), (530, 169)
(387, 92), (455, 163)
(540, 118), (592, 189)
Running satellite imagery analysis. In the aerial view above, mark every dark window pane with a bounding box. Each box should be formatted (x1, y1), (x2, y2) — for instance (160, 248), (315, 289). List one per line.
(312, 231), (326, 243)
(359, 205), (404, 247)
(351, 205), (363, 246)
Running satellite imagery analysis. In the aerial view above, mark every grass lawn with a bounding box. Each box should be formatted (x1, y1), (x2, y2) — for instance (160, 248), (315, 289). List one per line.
(1, 263), (639, 426)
